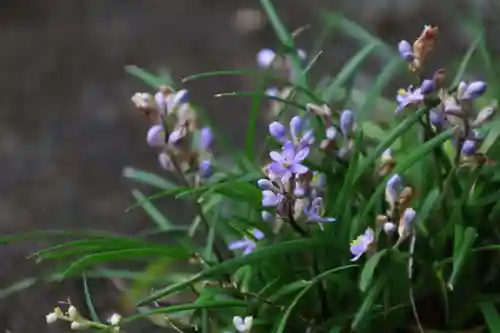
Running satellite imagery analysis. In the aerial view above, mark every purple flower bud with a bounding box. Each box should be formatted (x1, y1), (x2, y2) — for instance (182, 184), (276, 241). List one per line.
(256, 48), (276, 68)
(289, 116), (302, 141)
(262, 190), (283, 207)
(340, 110), (354, 136)
(199, 160), (213, 178)
(199, 127), (214, 151)
(269, 121), (286, 141)
(265, 87), (279, 97)
(326, 127), (337, 140)
(297, 49), (307, 60)
(155, 92), (167, 113)
(402, 208), (416, 227)
(294, 185), (306, 197)
(429, 110), (445, 127)
(168, 89), (189, 111)
(474, 106), (495, 126)
(147, 125), (166, 148)
(257, 179), (274, 190)
(398, 40), (414, 61)
(461, 140), (476, 156)
(299, 130), (315, 148)
(420, 79), (435, 95)
(383, 222), (396, 234)
(386, 174), (402, 203)
(168, 128), (184, 145)
(261, 211), (275, 222)
(462, 81), (487, 100)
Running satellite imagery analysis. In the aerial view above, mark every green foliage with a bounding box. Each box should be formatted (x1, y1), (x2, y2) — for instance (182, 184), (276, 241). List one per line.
(8, 2), (500, 333)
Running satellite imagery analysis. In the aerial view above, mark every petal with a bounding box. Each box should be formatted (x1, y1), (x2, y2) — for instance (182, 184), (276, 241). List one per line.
(282, 145), (296, 162)
(262, 190), (279, 207)
(228, 240), (249, 250)
(294, 147), (310, 162)
(267, 162), (287, 176)
(319, 217), (336, 223)
(350, 253), (363, 262)
(290, 163), (308, 175)
(253, 229), (265, 239)
(269, 151), (283, 163)
(364, 227), (375, 242)
(233, 317), (244, 331)
(243, 245), (255, 256)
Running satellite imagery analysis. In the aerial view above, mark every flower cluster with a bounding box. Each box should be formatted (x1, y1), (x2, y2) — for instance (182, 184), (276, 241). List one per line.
(258, 116), (336, 233)
(46, 303), (121, 332)
(132, 86), (215, 180)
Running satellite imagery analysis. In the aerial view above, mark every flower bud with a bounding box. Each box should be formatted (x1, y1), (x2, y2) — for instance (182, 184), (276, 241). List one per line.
(461, 140), (476, 156)
(46, 312), (59, 324)
(383, 222), (397, 234)
(146, 125), (166, 148)
(71, 321), (89, 330)
(199, 160), (213, 178)
(257, 179), (274, 191)
(326, 126), (337, 140)
(269, 121), (286, 141)
(67, 306), (79, 320)
(420, 79), (435, 95)
(158, 152), (173, 171)
(199, 127), (214, 151)
(461, 81), (487, 100)
(256, 49), (276, 68)
(398, 40), (414, 61)
(289, 116), (302, 141)
(261, 211), (275, 222)
(108, 313), (122, 326)
(233, 316), (254, 333)
(473, 105), (495, 127)
(340, 110), (354, 137)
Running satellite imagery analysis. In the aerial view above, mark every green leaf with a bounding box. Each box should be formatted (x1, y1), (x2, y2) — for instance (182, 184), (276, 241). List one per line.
(82, 272), (100, 323)
(123, 167), (178, 191)
(321, 43), (378, 102)
(62, 247), (190, 278)
(137, 237), (328, 305)
(124, 300), (247, 323)
(132, 189), (175, 232)
(414, 187), (440, 237)
(451, 35), (480, 87)
(359, 249), (387, 292)
(352, 277), (385, 330)
(354, 107), (430, 182)
(479, 302), (500, 332)
(125, 65), (173, 88)
(447, 227), (477, 290)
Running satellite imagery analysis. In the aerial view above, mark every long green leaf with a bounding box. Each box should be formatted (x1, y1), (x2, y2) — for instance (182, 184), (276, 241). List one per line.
(352, 277), (385, 330)
(123, 167), (178, 191)
(137, 238), (328, 305)
(125, 65), (173, 88)
(479, 302), (500, 332)
(451, 35), (480, 87)
(359, 249), (387, 292)
(132, 189), (175, 231)
(447, 227), (477, 290)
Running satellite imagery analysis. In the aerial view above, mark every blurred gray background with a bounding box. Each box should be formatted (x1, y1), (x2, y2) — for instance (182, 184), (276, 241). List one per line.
(0, 0), (497, 332)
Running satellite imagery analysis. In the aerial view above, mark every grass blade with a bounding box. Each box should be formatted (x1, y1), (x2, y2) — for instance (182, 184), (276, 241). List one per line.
(132, 189), (175, 232)
(125, 65), (173, 88)
(447, 227), (477, 290)
(82, 272), (100, 323)
(479, 302), (500, 332)
(123, 167), (178, 191)
(352, 277), (385, 330)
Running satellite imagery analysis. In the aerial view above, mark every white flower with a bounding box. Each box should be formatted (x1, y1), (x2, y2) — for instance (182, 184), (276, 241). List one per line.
(108, 313), (122, 326)
(67, 306), (79, 320)
(46, 312), (59, 324)
(70, 321), (89, 330)
(233, 316), (253, 332)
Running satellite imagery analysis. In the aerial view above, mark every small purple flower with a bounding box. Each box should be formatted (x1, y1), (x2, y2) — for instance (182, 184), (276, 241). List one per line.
(268, 142), (309, 180)
(420, 79), (435, 95)
(257, 179), (275, 191)
(262, 190), (283, 207)
(147, 125), (166, 148)
(386, 174), (402, 204)
(304, 197), (336, 223)
(461, 140), (476, 156)
(460, 81), (487, 100)
(340, 110), (355, 137)
(395, 87), (424, 113)
(199, 127), (214, 151)
(228, 229), (265, 256)
(290, 116), (302, 142)
(199, 160), (213, 178)
(168, 127), (186, 145)
(398, 40), (414, 62)
(383, 222), (396, 234)
(350, 227), (374, 261)
(401, 208), (416, 227)
(265, 87), (280, 97)
(269, 121), (287, 141)
(256, 49), (276, 68)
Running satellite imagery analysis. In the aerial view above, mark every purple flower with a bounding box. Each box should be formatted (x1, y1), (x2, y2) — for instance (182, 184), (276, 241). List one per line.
(199, 127), (214, 151)
(460, 81), (487, 100)
(256, 49), (276, 68)
(304, 197), (336, 223)
(398, 40), (414, 62)
(167, 89), (189, 111)
(268, 142), (309, 180)
(350, 227), (374, 261)
(395, 87), (424, 113)
(168, 127), (186, 145)
(265, 87), (279, 97)
(461, 140), (476, 156)
(401, 208), (416, 227)
(228, 229), (265, 255)
(420, 79), (435, 95)
(147, 125), (166, 148)
(269, 121), (287, 141)
(199, 160), (213, 178)
(429, 110), (445, 128)
(262, 190), (284, 207)
(290, 116), (302, 142)
(340, 110), (355, 137)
